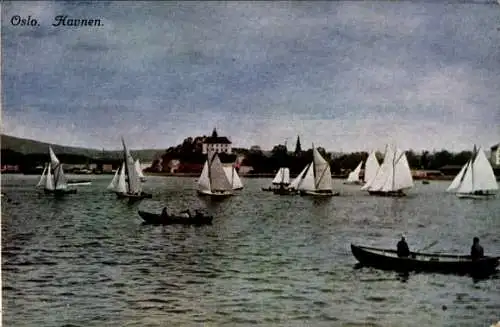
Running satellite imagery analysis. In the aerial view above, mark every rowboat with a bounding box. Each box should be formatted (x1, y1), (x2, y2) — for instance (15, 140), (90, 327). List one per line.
(138, 210), (213, 226)
(351, 244), (499, 276)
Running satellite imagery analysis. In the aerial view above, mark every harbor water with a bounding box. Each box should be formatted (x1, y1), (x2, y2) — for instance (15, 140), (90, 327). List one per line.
(2, 174), (499, 326)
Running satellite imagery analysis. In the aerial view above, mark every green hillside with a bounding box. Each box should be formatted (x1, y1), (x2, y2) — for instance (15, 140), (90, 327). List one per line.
(1, 134), (163, 162)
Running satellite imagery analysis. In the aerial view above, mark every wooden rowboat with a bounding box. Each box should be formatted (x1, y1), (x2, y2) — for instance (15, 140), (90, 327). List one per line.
(351, 244), (499, 277)
(138, 210), (213, 226)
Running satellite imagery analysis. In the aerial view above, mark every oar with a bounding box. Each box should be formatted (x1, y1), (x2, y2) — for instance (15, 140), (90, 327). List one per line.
(416, 240), (438, 253)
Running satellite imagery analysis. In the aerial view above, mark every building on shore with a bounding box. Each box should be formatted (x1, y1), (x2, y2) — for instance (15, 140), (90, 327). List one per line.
(202, 128), (232, 154)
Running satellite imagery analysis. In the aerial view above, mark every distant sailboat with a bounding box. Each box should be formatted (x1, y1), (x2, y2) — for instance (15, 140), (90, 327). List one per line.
(361, 144), (413, 197)
(223, 165), (244, 190)
(38, 147), (77, 195)
(296, 145), (339, 196)
(262, 167), (290, 192)
(134, 159), (146, 182)
(115, 138), (152, 200)
(446, 146), (498, 199)
(344, 161), (363, 185)
(197, 152), (233, 198)
(364, 150), (380, 184)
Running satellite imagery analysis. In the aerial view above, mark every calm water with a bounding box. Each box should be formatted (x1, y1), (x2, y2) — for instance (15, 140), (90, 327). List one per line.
(2, 174), (500, 327)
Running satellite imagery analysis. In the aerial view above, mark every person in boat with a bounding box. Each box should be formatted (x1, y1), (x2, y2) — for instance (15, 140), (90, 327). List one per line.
(397, 236), (410, 258)
(470, 237), (484, 260)
(161, 207), (169, 218)
(180, 209), (192, 218)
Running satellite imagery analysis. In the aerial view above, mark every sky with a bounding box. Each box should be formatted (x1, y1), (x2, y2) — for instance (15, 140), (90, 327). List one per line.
(2, 1), (500, 153)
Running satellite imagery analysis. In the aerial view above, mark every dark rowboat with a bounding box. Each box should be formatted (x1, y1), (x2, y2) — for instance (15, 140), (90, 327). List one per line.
(351, 244), (499, 276)
(138, 210), (213, 226)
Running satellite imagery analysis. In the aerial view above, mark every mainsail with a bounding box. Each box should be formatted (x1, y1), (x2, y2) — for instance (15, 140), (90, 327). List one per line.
(197, 152), (232, 194)
(223, 166), (244, 189)
(48, 147), (68, 190)
(121, 137), (142, 194)
(364, 151), (380, 184)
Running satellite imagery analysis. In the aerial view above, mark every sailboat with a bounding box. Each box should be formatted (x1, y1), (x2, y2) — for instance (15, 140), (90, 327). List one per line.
(134, 159), (147, 182)
(197, 152), (233, 198)
(446, 146), (498, 199)
(223, 165), (244, 190)
(115, 138), (152, 200)
(363, 150), (380, 185)
(262, 167), (290, 192)
(296, 145), (339, 196)
(37, 147), (77, 195)
(344, 161), (363, 185)
(361, 144), (413, 197)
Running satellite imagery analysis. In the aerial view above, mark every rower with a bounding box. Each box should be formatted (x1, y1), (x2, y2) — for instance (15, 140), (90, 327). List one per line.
(397, 235), (410, 258)
(161, 207), (169, 217)
(470, 237), (484, 261)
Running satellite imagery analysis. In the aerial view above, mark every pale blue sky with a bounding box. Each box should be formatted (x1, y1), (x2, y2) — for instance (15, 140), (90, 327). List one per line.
(2, 1), (500, 152)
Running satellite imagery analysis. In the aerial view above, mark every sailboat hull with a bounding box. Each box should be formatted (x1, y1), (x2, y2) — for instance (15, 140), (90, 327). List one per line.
(456, 192), (496, 199)
(197, 190), (233, 198)
(44, 188), (77, 195)
(368, 190), (406, 197)
(300, 190), (340, 196)
(274, 187), (298, 195)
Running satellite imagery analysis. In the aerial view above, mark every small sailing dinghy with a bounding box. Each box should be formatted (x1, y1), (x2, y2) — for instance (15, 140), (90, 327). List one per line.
(134, 159), (147, 182)
(344, 161), (363, 185)
(115, 138), (152, 200)
(261, 167), (290, 192)
(37, 147), (77, 196)
(223, 165), (244, 190)
(197, 152), (233, 198)
(361, 144), (413, 197)
(446, 146), (498, 199)
(296, 145), (339, 196)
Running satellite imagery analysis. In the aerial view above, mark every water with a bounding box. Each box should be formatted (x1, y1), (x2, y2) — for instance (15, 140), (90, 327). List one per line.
(2, 174), (500, 327)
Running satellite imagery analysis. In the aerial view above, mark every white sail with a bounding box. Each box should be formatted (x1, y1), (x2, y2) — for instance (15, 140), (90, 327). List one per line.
(298, 164), (316, 191)
(366, 145), (413, 192)
(470, 148), (498, 192)
(272, 167), (290, 185)
(49, 146), (60, 166)
(289, 165), (309, 190)
(36, 164), (48, 187)
(107, 166), (121, 190)
(45, 163), (55, 190)
(364, 145), (394, 191)
(209, 154), (232, 192)
(386, 149), (413, 191)
(312, 147), (332, 191)
(116, 164), (127, 194)
(346, 161), (363, 183)
(447, 161), (469, 192)
(121, 137), (142, 194)
(454, 147), (498, 194)
(48, 147), (67, 190)
(364, 151), (380, 183)
(135, 159), (145, 179)
(231, 168), (244, 189)
(223, 166), (244, 190)
(198, 161), (211, 192)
